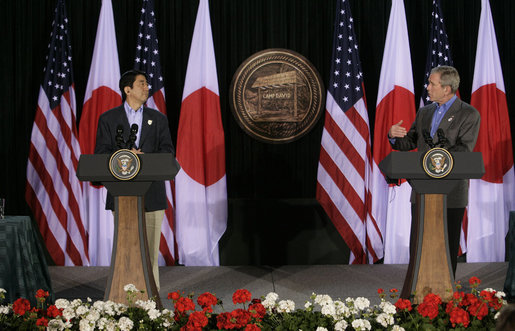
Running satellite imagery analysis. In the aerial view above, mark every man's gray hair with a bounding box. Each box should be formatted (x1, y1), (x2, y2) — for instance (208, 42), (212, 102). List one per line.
(431, 65), (460, 94)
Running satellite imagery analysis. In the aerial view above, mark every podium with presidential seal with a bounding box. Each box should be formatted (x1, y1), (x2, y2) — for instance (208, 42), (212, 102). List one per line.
(77, 151), (180, 308)
(379, 149), (484, 303)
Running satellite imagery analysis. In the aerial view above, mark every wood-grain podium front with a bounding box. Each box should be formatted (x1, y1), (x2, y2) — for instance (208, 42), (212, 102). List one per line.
(379, 151), (484, 303)
(77, 153), (180, 308)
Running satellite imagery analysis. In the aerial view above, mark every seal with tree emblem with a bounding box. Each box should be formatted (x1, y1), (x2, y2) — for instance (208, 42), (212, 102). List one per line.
(229, 49), (325, 143)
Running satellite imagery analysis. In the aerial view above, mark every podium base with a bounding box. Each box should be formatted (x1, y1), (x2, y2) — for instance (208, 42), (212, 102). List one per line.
(401, 194), (455, 303)
(105, 196), (162, 308)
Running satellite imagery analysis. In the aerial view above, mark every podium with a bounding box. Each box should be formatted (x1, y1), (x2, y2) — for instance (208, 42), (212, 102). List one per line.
(379, 151), (484, 303)
(77, 153), (180, 307)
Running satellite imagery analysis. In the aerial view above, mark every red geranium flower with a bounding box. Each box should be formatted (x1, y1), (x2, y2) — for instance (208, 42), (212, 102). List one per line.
(377, 288), (384, 294)
(174, 297), (196, 314)
(469, 276), (481, 287)
(185, 311), (209, 329)
(417, 301), (440, 320)
(35, 289), (49, 299)
(216, 312), (232, 330)
(394, 298), (412, 312)
(168, 291), (181, 301)
(245, 324), (261, 331)
(468, 301), (489, 320)
(12, 298), (31, 316)
(36, 317), (49, 327)
(248, 302), (267, 319)
(46, 305), (63, 318)
(233, 289), (252, 304)
(197, 292), (218, 311)
(449, 306), (470, 328)
(422, 293), (442, 306)
(231, 308), (252, 328)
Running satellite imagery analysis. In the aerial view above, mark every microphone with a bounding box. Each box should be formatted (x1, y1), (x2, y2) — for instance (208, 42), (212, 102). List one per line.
(127, 124), (138, 150)
(436, 129), (448, 148)
(422, 129), (435, 148)
(115, 125), (125, 149)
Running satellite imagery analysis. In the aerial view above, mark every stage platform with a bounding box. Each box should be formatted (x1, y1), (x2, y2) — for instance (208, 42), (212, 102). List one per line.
(49, 262), (508, 310)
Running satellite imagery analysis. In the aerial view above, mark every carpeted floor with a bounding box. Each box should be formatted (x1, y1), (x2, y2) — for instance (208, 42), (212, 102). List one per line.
(49, 262), (508, 310)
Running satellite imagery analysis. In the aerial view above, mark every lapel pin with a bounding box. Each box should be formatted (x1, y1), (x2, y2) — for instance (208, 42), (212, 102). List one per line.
(148, 120), (153, 125)
(448, 116), (454, 122)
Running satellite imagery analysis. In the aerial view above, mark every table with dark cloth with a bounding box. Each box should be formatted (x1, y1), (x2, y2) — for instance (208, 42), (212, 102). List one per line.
(0, 216), (53, 305)
(505, 211), (515, 302)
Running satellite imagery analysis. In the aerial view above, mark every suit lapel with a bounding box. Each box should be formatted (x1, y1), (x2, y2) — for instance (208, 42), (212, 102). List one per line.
(437, 98), (461, 133)
(139, 108), (151, 148)
(116, 106), (131, 141)
(422, 104), (437, 142)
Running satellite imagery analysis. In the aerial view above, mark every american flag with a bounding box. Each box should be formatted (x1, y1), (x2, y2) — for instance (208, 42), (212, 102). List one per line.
(420, 0), (454, 106)
(26, 0), (89, 266)
(316, 0), (380, 264)
(134, 0), (177, 265)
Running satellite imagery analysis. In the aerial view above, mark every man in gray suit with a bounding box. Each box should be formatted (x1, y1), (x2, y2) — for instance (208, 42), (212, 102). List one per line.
(388, 65), (480, 275)
(95, 69), (174, 289)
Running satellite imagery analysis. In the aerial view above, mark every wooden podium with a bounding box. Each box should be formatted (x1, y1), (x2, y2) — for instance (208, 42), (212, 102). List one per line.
(379, 151), (484, 303)
(77, 153), (180, 307)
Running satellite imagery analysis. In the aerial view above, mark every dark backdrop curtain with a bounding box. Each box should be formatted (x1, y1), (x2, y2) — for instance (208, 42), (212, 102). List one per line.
(2, 0), (514, 264)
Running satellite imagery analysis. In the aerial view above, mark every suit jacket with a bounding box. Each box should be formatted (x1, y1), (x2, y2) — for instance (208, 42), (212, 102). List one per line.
(391, 98), (480, 207)
(94, 105), (175, 211)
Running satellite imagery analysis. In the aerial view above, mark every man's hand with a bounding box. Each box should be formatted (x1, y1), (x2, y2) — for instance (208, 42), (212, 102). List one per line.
(131, 148), (143, 154)
(388, 120), (407, 138)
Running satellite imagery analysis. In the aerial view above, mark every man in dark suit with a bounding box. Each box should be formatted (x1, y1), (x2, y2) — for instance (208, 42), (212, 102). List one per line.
(94, 69), (174, 289)
(388, 65), (480, 275)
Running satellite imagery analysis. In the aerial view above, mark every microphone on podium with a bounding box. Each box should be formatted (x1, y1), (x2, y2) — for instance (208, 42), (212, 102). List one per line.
(115, 125), (125, 150)
(127, 124), (138, 150)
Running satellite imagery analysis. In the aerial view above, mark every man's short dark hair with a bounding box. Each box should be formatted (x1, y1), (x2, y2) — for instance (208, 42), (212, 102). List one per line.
(119, 69), (148, 101)
(431, 65), (460, 94)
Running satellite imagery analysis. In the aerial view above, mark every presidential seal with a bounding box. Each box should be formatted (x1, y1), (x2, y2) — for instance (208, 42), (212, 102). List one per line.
(109, 149), (141, 181)
(229, 49), (325, 143)
(422, 148), (454, 178)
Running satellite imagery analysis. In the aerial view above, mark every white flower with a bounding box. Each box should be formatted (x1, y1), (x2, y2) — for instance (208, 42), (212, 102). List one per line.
(321, 304), (336, 317)
(118, 316), (134, 330)
(0, 288), (6, 294)
(265, 292), (279, 302)
(353, 297), (370, 311)
(379, 301), (397, 315)
(392, 326), (405, 331)
(86, 308), (100, 322)
(335, 302), (351, 318)
(71, 299), (83, 307)
(495, 311), (501, 320)
(316, 327), (328, 331)
(123, 284), (138, 293)
(62, 307), (76, 321)
(376, 313), (394, 327)
(277, 299), (295, 313)
(0, 305), (11, 314)
(47, 319), (65, 331)
(315, 294), (333, 306)
(79, 318), (95, 331)
(76, 305), (89, 316)
(495, 291), (506, 299)
(351, 318), (371, 330)
(335, 320), (348, 331)
(305, 301), (312, 309)
(55, 298), (70, 310)
(148, 308), (161, 320)
(136, 299), (157, 311)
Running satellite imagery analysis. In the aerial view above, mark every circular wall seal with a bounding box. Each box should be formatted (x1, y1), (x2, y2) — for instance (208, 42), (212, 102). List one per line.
(109, 149), (141, 180)
(422, 148), (454, 178)
(229, 49), (325, 143)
